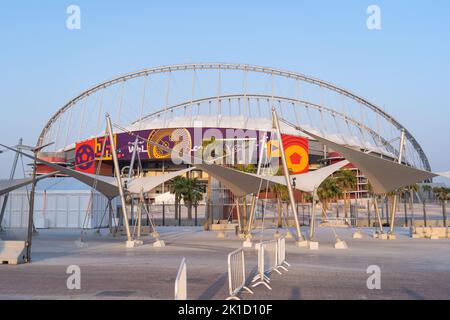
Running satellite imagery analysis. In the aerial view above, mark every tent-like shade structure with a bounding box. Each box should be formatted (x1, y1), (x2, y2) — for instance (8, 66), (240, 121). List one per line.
(0, 144), (194, 198)
(300, 129), (438, 194)
(126, 168), (194, 194)
(1, 147), (120, 199)
(0, 178), (35, 197)
(0, 173), (58, 197)
(438, 172), (450, 180)
(256, 160), (350, 193)
(196, 160), (349, 196)
(195, 164), (269, 196)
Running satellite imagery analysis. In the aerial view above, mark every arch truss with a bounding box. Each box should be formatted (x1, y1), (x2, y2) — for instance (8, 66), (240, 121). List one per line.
(37, 63), (431, 171)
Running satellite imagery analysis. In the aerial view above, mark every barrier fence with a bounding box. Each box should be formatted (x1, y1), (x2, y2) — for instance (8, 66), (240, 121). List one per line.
(174, 258), (187, 300)
(251, 240), (279, 290)
(276, 236), (290, 272)
(226, 248), (253, 300)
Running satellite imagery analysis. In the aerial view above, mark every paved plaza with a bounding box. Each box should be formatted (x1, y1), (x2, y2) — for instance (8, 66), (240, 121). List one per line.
(1, 226), (450, 300)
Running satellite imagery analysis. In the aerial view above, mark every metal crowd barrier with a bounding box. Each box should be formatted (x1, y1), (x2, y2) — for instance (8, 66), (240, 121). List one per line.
(275, 236), (290, 273)
(251, 240), (279, 290)
(226, 248), (254, 300)
(174, 257), (187, 300)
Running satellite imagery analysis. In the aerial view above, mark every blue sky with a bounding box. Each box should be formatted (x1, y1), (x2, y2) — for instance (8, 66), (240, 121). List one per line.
(0, 1), (449, 182)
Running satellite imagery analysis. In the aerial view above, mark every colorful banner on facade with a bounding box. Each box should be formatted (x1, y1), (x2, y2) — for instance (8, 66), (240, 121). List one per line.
(75, 135), (118, 174)
(74, 128), (309, 174)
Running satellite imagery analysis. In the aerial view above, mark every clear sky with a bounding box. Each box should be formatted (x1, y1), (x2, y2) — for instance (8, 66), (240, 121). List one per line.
(0, 1), (449, 182)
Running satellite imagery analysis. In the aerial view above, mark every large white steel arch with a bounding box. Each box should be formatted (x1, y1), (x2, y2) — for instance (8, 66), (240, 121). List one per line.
(37, 63), (431, 171)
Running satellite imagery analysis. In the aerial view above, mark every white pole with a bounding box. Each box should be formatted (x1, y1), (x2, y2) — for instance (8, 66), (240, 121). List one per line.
(246, 133), (267, 238)
(105, 114), (133, 243)
(0, 137), (22, 231)
(272, 108), (304, 243)
(235, 198), (242, 234)
(373, 197), (384, 233)
(309, 188), (318, 240)
(389, 128), (406, 235)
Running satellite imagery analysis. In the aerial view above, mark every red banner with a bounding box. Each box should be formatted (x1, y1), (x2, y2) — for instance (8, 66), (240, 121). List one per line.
(75, 139), (96, 174)
(282, 135), (309, 174)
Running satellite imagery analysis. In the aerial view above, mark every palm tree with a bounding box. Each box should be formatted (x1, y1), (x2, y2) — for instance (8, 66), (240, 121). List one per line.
(169, 176), (187, 221)
(317, 177), (342, 220)
(421, 185), (432, 227)
(236, 164), (257, 174)
(422, 185), (432, 200)
(335, 170), (357, 220)
(234, 164), (258, 227)
(398, 185), (417, 226)
(182, 177), (204, 221)
(271, 183), (289, 228)
(433, 187), (450, 229)
(408, 184), (419, 225)
(408, 184), (419, 201)
(366, 180), (374, 195)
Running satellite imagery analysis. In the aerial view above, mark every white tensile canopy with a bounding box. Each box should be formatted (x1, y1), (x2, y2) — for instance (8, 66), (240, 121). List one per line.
(0, 173), (58, 197)
(19, 154), (120, 199)
(196, 160), (349, 196)
(0, 145), (194, 198)
(255, 160), (350, 193)
(195, 164), (269, 196)
(300, 129), (438, 194)
(125, 167), (194, 194)
(0, 178), (35, 196)
(438, 172), (450, 180)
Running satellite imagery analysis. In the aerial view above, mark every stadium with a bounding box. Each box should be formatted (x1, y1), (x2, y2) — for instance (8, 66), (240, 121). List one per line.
(3, 63), (431, 232)
(41, 64), (430, 199)
(0, 63), (427, 228)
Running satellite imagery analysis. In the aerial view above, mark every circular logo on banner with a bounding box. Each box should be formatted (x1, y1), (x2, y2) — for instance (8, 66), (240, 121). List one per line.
(282, 135), (309, 174)
(285, 145), (309, 174)
(147, 128), (192, 160)
(75, 144), (95, 171)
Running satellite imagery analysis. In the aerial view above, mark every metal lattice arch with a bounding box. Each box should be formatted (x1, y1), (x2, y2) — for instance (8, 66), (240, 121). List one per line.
(37, 63), (431, 171)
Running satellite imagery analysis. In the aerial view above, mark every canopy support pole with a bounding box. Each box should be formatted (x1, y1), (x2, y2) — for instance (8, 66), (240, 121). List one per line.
(246, 133), (267, 239)
(25, 159), (36, 262)
(309, 188), (318, 240)
(138, 190), (165, 247)
(0, 137), (22, 232)
(272, 108), (305, 244)
(137, 194), (142, 241)
(25, 142), (48, 262)
(235, 198), (242, 234)
(389, 129), (406, 235)
(106, 114), (134, 246)
(373, 197), (384, 234)
(108, 199), (114, 234)
(128, 138), (139, 179)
